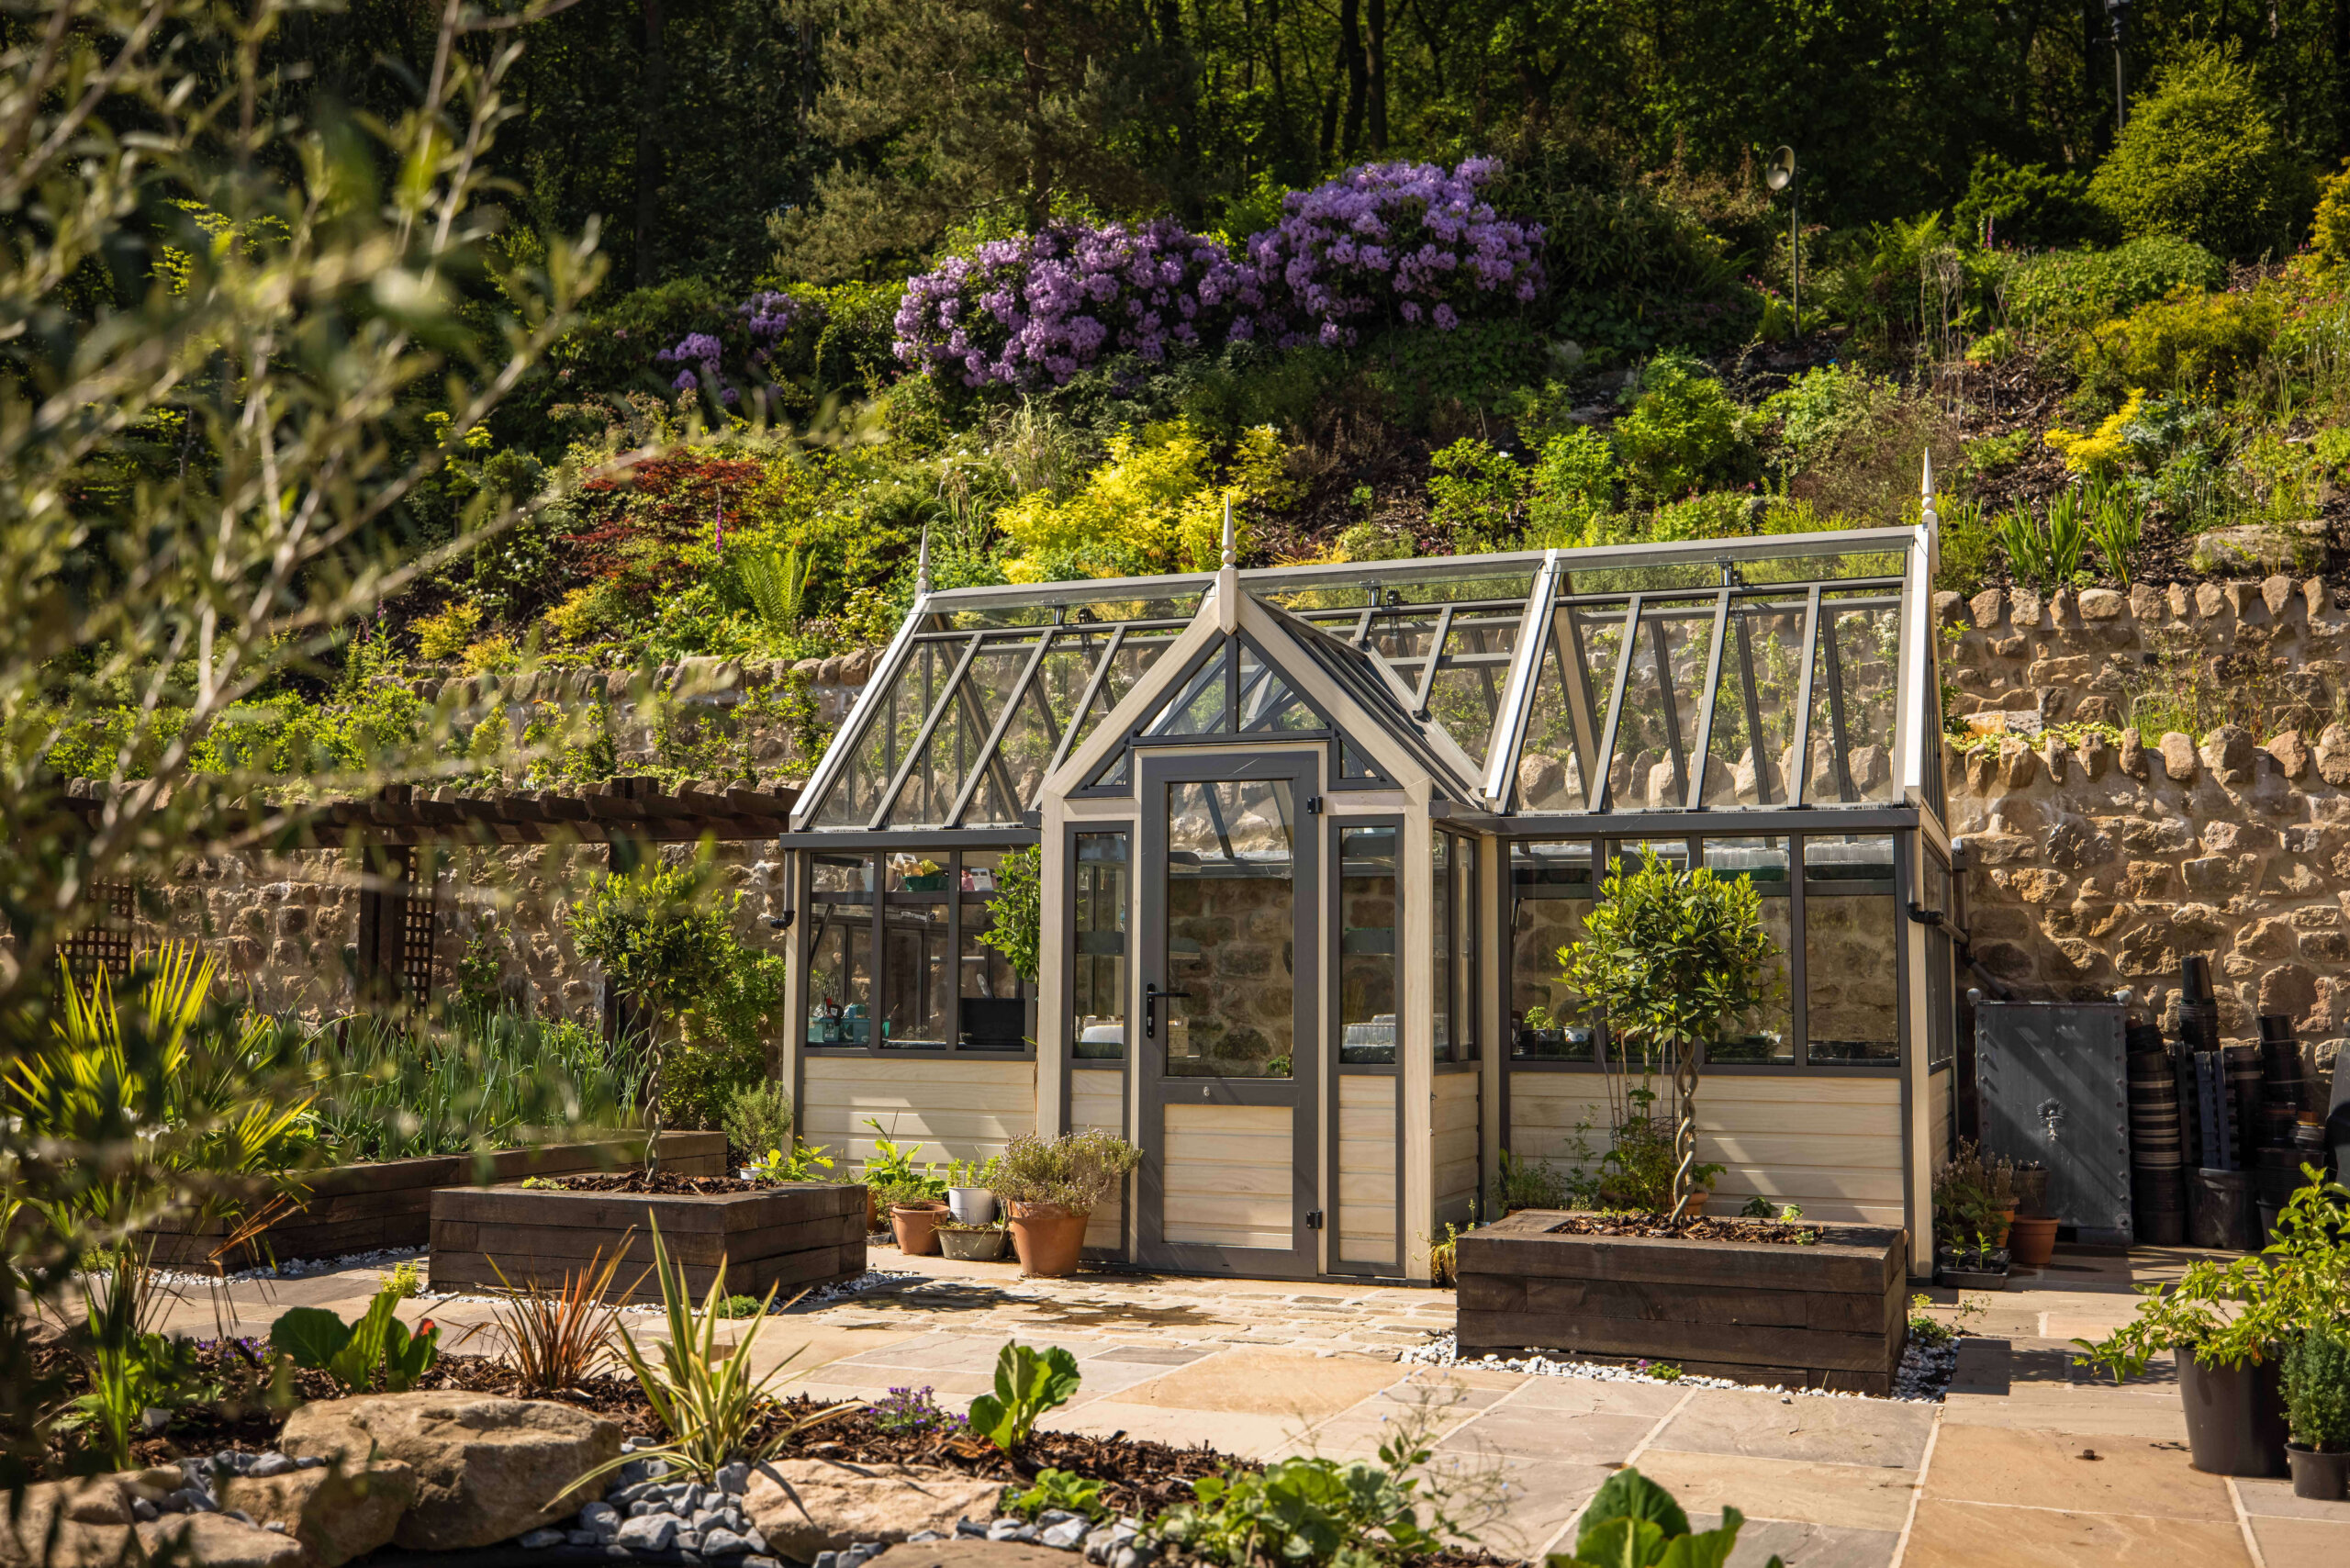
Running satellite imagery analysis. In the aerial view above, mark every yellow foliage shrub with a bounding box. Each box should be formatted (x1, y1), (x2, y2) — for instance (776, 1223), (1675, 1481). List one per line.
(414, 600), (483, 660)
(997, 422), (1297, 583)
(2044, 389), (2146, 475)
(2312, 159), (2350, 274)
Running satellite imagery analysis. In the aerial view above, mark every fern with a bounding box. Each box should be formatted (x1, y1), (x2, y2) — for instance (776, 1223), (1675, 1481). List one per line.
(740, 543), (810, 630)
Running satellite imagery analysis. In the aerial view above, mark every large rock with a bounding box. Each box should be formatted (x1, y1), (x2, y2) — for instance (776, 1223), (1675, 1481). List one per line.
(278, 1392), (621, 1551)
(0, 1479), (136, 1568)
(746, 1459), (1004, 1561)
(137, 1514), (307, 1568)
(222, 1460), (416, 1567)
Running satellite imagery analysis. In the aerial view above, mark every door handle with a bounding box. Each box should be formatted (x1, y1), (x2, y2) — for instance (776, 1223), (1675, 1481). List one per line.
(1144, 981), (1192, 1039)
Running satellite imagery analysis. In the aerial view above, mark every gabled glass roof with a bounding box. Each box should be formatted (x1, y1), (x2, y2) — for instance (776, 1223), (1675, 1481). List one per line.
(791, 523), (1945, 834)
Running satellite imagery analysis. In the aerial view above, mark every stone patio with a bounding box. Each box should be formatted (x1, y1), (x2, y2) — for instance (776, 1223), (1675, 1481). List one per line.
(132, 1243), (2350, 1568)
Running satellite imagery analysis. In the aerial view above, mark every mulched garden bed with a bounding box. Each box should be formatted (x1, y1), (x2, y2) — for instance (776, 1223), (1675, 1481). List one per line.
(542, 1171), (778, 1195)
(1542, 1213), (1823, 1246)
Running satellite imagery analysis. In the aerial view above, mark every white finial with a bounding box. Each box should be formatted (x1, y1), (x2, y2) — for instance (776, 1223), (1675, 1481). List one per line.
(916, 526), (932, 596)
(1919, 450), (1939, 530)
(1220, 497), (1236, 569)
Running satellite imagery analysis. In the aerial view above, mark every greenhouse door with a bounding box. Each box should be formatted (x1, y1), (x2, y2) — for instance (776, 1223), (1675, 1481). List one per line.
(1135, 750), (1321, 1277)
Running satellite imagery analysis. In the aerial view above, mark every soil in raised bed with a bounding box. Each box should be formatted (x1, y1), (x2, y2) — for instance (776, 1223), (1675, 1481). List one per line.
(541, 1171), (778, 1195)
(1543, 1214), (1827, 1246)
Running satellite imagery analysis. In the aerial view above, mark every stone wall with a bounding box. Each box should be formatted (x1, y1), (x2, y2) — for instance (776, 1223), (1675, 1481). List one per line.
(1941, 572), (2350, 1080)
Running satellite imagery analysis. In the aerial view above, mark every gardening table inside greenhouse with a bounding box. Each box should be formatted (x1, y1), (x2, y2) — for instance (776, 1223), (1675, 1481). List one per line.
(780, 507), (1962, 1282)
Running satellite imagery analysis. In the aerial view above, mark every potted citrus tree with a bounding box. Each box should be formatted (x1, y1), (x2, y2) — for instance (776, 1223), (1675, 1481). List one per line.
(992, 1129), (1141, 1277)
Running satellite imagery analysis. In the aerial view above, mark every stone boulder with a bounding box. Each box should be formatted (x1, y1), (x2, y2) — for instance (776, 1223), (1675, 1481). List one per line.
(278, 1392), (621, 1551)
(746, 1460), (1004, 1561)
(0, 1479), (136, 1568)
(136, 1514), (307, 1568)
(221, 1460), (416, 1567)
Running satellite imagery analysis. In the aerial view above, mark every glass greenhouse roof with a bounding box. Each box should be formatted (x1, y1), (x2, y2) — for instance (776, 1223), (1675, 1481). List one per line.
(791, 524), (1945, 834)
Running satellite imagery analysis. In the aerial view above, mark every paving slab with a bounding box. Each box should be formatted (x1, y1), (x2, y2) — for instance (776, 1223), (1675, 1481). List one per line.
(1491, 1376), (1692, 1419)
(2248, 1515), (2350, 1568)
(1900, 1498), (2251, 1568)
(1919, 1425), (2235, 1522)
(1472, 1458), (1617, 1557)
(1685, 1513), (1899, 1568)
(1438, 1408), (1662, 1465)
(1648, 1387), (1937, 1469)
(1628, 1449), (1918, 1533)
(1105, 1347), (1404, 1421)
(2232, 1476), (2350, 1523)
(1044, 1399), (1311, 1459)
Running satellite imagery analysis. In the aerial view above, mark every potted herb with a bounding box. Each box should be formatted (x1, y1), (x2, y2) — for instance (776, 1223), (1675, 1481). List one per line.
(1934, 1141), (2010, 1251)
(945, 1157), (1000, 1226)
(991, 1129), (1141, 1278)
(936, 1218), (1010, 1262)
(1936, 1230), (2010, 1291)
(2285, 1327), (2350, 1499)
(2074, 1170), (2350, 1477)
(863, 1118), (948, 1251)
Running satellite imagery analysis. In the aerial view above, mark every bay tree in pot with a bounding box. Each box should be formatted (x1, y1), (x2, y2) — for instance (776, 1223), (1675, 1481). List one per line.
(992, 1130), (1141, 1277)
(1557, 846), (1780, 1222)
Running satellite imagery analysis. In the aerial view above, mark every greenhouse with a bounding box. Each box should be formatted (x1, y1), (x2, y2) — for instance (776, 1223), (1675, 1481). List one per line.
(782, 496), (1960, 1282)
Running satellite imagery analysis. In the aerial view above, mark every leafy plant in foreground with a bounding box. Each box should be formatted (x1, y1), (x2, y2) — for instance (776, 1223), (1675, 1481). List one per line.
(968, 1341), (1082, 1452)
(1548, 1467), (1780, 1568)
(462, 1243), (642, 1396)
(1008, 1468), (1110, 1522)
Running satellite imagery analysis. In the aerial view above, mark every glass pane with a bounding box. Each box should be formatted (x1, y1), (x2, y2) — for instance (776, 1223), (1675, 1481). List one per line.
(1063, 627), (1182, 764)
(1807, 834), (1899, 1063)
(1509, 842), (1595, 1060)
(957, 851), (1025, 1050)
(1366, 612), (1443, 690)
(1145, 643), (1231, 736)
(1337, 826), (1397, 1064)
(1165, 778), (1296, 1078)
(1451, 837), (1480, 1059)
(1518, 606), (1624, 813)
(1425, 612), (1520, 767)
(1804, 600), (1903, 805)
(1236, 644), (1323, 732)
(1432, 833), (1452, 1060)
(879, 852), (951, 1047)
(805, 855), (873, 1044)
(1073, 834), (1128, 1059)
(882, 640), (1034, 827)
(966, 647), (1061, 826)
(1699, 838), (1793, 1062)
(1703, 599), (1807, 807)
(813, 640), (968, 829)
(1338, 736), (1386, 781)
(1607, 599), (1715, 811)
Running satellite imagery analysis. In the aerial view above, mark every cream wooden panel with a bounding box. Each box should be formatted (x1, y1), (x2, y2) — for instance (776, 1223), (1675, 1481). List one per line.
(1930, 1069), (1955, 1166)
(1164, 1102), (1291, 1249)
(802, 1057), (1037, 1172)
(1432, 1071), (1480, 1228)
(1070, 1068), (1127, 1251)
(1505, 1072), (1906, 1226)
(1337, 1074), (1396, 1265)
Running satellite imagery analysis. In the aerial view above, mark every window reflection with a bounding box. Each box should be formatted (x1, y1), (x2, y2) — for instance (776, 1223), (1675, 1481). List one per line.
(1165, 779), (1296, 1078)
(806, 854), (874, 1045)
(1338, 827), (1398, 1064)
(1510, 842), (1595, 1060)
(1699, 839), (1793, 1063)
(1806, 834), (1899, 1062)
(1072, 835), (1128, 1059)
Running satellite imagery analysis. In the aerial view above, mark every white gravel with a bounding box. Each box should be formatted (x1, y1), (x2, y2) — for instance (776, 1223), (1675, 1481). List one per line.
(1399, 1328), (1963, 1405)
(144, 1247), (424, 1289)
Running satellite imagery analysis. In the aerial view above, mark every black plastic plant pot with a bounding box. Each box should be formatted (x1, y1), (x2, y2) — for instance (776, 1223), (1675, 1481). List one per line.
(1935, 1264), (2009, 1291)
(2287, 1444), (2350, 1500)
(2178, 1353), (2290, 1477)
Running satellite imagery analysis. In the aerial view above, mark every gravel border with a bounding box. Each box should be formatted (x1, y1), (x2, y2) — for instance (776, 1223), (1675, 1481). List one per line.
(1399, 1330), (1962, 1404)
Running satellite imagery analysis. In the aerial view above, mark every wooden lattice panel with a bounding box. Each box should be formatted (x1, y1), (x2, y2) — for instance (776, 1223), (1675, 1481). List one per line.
(63, 881), (137, 978)
(399, 884), (438, 1005)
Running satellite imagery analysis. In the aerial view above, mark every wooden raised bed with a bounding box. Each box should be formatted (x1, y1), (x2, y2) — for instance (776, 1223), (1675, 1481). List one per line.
(1455, 1210), (1908, 1396)
(143, 1130), (727, 1268)
(428, 1180), (867, 1303)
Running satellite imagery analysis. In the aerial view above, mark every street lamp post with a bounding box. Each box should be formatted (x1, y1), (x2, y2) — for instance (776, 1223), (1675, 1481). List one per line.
(1767, 146), (1799, 334)
(2106, 0), (2131, 134)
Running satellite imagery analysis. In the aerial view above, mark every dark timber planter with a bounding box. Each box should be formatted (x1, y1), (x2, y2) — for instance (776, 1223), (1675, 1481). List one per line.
(428, 1180), (867, 1303)
(142, 1130), (728, 1268)
(1454, 1210), (1908, 1396)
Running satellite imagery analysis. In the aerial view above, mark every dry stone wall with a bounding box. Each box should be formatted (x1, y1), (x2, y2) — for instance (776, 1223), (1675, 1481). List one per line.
(1941, 573), (2350, 1082)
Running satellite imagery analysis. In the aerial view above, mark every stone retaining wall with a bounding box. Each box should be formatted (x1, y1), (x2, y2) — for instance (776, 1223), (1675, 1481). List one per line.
(1941, 572), (2350, 1078)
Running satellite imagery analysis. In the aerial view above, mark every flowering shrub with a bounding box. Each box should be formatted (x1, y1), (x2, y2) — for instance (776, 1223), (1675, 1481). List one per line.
(893, 220), (1265, 388)
(1247, 158), (1542, 347)
(659, 291), (823, 407)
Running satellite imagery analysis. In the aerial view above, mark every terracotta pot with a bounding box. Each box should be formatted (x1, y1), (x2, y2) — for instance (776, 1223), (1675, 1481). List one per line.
(890, 1202), (949, 1256)
(1008, 1202), (1090, 1278)
(1993, 1203), (2019, 1246)
(2008, 1214), (2059, 1269)
(1685, 1189), (1709, 1218)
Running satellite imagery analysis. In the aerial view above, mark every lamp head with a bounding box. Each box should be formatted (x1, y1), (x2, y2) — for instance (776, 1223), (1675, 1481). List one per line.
(1765, 146), (1796, 193)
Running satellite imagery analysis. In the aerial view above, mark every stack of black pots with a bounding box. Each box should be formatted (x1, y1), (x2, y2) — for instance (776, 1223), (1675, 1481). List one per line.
(2125, 1019), (2185, 1245)
(2177, 957), (2262, 1250)
(2253, 1014), (2314, 1238)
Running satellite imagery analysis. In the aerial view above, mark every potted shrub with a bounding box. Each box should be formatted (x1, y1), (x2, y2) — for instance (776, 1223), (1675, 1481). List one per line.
(1936, 1230), (2010, 1291)
(992, 1129), (1141, 1278)
(1934, 1140), (2010, 1251)
(945, 1158), (1000, 1226)
(936, 1219), (1010, 1262)
(1594, 1089), (1722, 1215)
(2285, 1327), (2350, 1499)
(863, 1119), (947, 1250)
(2074, 1170), (2350, 1477)
(2008, 1160), (2058, 1270)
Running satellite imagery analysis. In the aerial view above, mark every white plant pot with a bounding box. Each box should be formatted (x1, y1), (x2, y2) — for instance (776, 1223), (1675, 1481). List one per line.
(947, 1188), (998, 1226)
